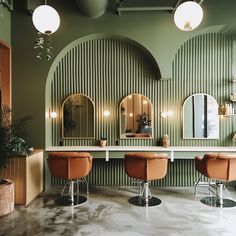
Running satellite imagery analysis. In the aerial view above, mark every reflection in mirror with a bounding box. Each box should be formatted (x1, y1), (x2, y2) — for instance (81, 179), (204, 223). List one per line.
(120, 94), (153, 139)
(62, 94), (94, 139)
(183, 93), (219, 139)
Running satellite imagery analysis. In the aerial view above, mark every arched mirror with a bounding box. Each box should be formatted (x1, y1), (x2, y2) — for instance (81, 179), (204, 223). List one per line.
(62, 94), (94, 139)
(183, 93), (219, 139)
(120, 94), (153, 139)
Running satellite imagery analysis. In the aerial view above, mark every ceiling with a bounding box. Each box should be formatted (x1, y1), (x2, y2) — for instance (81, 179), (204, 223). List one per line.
(75, 0), (205, 18)
(23, 0), (205, 18)
(116, 0), (203, 14)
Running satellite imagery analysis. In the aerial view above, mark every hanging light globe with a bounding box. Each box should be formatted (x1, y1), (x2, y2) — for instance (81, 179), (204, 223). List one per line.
(174, 1), (203, 31)
(32, 5), (60, 34)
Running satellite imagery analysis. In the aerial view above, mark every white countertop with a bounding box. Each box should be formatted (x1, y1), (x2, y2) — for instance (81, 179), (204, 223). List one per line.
(46, 145), (236, 152)
(45, 146), (236, 162)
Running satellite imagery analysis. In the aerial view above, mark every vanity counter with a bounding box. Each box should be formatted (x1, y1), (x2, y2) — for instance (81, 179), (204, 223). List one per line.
(46, 146), (236, 162)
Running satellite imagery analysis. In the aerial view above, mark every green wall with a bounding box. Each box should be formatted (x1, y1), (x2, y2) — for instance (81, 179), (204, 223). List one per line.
(11, 0), (236, 148)
(10, 1), (236, 187)
(8, 0), (236, 186)
(0, 4), (11, 44)
(46, 33), (233, 147)
(45, 33), (234, 189)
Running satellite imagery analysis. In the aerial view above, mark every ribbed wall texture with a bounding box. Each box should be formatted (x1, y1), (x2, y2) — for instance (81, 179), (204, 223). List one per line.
(49, 33), (234, 186)
(75, 0), (108, 18)
(51, 37), (159, 147)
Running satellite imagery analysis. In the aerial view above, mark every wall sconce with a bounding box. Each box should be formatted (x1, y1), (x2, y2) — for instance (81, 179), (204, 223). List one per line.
(103, 110), (110, 117)
(49, 109), (57, 119)
(161, 111), (174, 119)
(219, 103), (234, 116)
(218, 105), (225, 116)
(233, 133), (236, 142)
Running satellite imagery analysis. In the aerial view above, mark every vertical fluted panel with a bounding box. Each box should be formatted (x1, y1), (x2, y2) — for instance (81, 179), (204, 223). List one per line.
(172, 33), (233, 147)
(49, 33), (234, 186)
(51, 37), (158, 146)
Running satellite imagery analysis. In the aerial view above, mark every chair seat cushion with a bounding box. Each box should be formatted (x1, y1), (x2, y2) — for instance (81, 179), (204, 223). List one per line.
(125, 153), (168, 181)
(195, 153), (236, 181)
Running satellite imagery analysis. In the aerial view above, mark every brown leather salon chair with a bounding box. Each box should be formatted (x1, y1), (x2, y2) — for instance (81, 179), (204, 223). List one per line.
(195, 153), (236, 208)
(124, 152), (168, 207)
(48, 152), (93, 206)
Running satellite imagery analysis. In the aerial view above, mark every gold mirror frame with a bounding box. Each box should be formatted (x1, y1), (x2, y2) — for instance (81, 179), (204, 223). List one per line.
(119, 94), (153, 139)
(182, 93), (219, 139)
(62, 94), (95, 139)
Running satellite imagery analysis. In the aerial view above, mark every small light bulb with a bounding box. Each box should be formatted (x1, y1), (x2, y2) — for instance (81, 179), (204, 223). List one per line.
(161, 112), (168, 119)
(50, 111), (57, 118)
(167, 111), (174, 117)
(103, 110), (110, 117)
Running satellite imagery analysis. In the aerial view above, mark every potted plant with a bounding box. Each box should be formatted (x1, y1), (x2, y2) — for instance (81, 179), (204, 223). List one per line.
(162, 134), (170, 148)
(99, 136), (107, 147)
(0, 105), (31, 216)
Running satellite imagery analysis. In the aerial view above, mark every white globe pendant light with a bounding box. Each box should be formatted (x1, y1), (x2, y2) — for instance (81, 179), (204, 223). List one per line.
(32, 5), (60, 34)
(174, 1), (203, 31)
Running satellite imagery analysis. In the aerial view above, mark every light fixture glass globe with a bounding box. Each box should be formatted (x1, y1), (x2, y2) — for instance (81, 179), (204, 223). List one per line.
(174, 1), (203, 31)
(32, 5), (60, 34)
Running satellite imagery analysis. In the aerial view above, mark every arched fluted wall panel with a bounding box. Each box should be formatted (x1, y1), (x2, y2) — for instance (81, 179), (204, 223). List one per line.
(48, 33), (234, 186)
(171, 33), (233, 147)
(50, 37), (159, 146)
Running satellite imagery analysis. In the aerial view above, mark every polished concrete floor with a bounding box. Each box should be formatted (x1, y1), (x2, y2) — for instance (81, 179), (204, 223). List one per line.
(1, 186), (236, 236)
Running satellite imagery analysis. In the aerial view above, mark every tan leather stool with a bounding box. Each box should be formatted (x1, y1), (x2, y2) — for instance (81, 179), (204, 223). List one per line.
(48, 152), (92, 206)
(124, 152), (168, 207)
(195, 153), (236, 208)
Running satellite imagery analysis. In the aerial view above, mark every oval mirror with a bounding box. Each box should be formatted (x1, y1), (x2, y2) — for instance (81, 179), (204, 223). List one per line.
(183, 93), (219, 139)
(119, 94), (153, 139)
(62, 94), (94, 139)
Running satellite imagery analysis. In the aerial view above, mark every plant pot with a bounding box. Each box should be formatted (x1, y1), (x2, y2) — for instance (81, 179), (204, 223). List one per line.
(162, 139), (170, 148)
(0, 179), (14, 217)
(162, 134), (170, 148)
(100, 140), (107, 147)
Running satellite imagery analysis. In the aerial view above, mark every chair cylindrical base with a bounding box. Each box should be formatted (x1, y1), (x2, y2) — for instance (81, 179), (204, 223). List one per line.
(128, 196), (161, 207)
(55, 195), (87, 206)
(200, 196), (236, 208)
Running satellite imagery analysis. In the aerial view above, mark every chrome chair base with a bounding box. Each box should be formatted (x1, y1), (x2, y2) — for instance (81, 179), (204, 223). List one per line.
(201, 196), (236, 208)
(55, 195), (87, 206)
(55, 178), (89, 207)
(196, 180), (236, 208)
(128, 180), (162, 207)
(128, 196), (161, 207)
